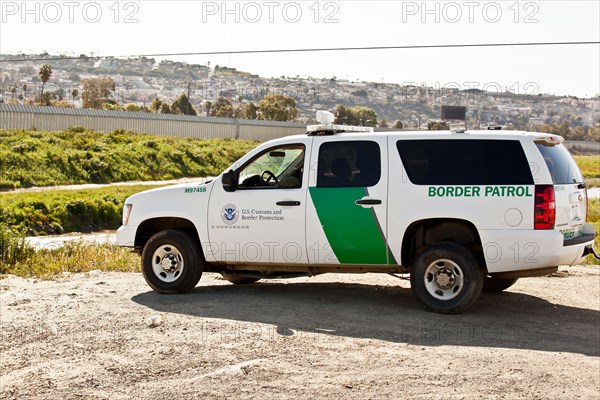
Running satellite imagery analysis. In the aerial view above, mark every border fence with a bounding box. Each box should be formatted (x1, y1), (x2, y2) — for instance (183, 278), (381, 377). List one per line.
(0, 104), (307, 141)
(563, 140), (600, 153)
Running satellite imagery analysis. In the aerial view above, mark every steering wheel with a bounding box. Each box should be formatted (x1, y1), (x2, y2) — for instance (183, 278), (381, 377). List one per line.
(261, 170), (278, 186)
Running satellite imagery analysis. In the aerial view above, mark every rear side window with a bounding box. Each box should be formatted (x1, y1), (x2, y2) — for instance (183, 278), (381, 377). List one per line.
(397, 139), (533, 185)
(317, 141), (381, 188)
(535, 143), (583, 184)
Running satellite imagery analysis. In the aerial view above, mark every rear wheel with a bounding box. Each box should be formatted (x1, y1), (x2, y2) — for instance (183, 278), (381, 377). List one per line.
(221, 273), (261, 285)
(483, 277), (518, 292)
(410, 242), (483, 314)
(141, 230), (203, 294)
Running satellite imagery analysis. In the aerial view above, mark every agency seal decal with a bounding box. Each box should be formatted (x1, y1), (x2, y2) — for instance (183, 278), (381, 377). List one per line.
(221, 204), (239, 225)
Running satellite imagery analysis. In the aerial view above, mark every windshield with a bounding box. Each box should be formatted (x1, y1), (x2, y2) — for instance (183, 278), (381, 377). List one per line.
(237, 145), (305, 189)
(535, 143), (583, 184)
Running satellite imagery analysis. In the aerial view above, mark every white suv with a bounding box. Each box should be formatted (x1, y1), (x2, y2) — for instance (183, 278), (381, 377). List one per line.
(117, 114), (597, 314)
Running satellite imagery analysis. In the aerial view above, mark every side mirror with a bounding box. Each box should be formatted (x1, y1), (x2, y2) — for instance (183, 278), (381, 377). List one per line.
(222, 169), (237, 192)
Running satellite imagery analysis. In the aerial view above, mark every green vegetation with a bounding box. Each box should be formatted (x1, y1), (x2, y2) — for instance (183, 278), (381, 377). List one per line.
(584, 198), (600, 265)
(0, 222), (34, 267)
(0, 185), (162, 236)
(574, 155), (600, 187)
(0, 128), (258, 189)
(1, 200), (139, 279)
(0, 236), (139, 279)
(334, 104), (378, 127)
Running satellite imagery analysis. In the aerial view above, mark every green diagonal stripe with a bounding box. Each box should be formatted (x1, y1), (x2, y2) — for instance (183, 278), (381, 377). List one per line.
(309, 187), (389, 264)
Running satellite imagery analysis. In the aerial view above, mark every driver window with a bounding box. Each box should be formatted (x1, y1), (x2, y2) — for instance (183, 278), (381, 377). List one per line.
(238, 145), (305, 189)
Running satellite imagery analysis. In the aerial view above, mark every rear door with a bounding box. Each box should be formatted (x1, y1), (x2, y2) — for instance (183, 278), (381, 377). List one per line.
(535, 140), (587, 238)
(305, 135), (394, 265)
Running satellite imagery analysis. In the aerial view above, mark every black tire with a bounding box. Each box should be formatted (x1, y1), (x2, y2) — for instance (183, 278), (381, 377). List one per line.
(410, 242), (484, 314)
(220, 273), (261, 285)
(141, 230), (203, 294)
(483, 277), (518, 292)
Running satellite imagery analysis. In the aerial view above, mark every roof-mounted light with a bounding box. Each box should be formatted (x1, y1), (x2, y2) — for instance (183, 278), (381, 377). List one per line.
(307, 111), (375, 135)
(316, 110), (335, 124)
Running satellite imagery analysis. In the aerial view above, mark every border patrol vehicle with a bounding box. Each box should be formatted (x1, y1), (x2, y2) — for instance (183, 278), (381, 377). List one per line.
(117, 111), (598, 314)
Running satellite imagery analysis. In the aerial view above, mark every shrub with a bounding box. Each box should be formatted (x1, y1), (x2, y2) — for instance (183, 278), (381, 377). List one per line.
(0, 223), (34, 271)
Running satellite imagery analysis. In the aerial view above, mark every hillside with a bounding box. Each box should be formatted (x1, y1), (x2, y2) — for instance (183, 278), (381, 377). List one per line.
(1, 53), (599, 131)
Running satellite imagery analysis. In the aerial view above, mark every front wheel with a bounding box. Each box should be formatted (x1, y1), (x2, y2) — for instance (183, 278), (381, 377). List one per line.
(141, 230), (203, 294)
(410, 242), (483, 314)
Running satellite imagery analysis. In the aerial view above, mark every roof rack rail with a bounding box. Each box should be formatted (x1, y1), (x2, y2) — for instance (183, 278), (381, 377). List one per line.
(306, 111), (374, 135)
(306, 124), (374, 136)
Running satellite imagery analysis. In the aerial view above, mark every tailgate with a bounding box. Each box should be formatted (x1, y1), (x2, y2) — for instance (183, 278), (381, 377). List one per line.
(554, 184), (587, 238)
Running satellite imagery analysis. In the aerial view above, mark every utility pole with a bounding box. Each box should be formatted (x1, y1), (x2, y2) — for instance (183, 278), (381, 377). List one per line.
(187, 81), (191, 115)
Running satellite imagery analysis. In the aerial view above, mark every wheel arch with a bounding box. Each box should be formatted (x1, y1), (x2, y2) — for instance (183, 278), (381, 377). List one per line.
(135, 217), (201, 253)
(400, 218), (487, 272)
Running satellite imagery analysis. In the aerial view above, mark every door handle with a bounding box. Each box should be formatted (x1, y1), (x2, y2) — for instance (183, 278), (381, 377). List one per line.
(276, 201), (301, 206)
(355, 199), (382, 205)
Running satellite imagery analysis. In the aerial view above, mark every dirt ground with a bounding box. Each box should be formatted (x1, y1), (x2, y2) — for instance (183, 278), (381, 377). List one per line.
(1, 266), (599, 400)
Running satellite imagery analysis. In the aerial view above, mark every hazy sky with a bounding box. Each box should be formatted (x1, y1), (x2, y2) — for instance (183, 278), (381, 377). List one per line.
(1, 0), (599, 97)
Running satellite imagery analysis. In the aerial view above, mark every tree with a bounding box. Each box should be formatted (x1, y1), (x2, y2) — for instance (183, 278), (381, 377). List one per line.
(334, 105), (356, 125)
(125, 103), (143, 112)
(71, 89), (79, 101)
(379, 119), (388, 128)
(333, 105), (377, 127)
(394, 120), (404, 129)
(204, 101), (212, 117)
(160, 103), (171, 114)
(427, 121), (450, 130)
(244, 102), (259, 119)
(149, 97), (163, 113)
(171, 93), (197, 115)
(570, 126), (587, 141)
(352, 106), (378, 127)
(210, 97), (234, 118)
(258, 94), (298, 121)
(81, 77), (116, 109)
(38, 64), (52, 104)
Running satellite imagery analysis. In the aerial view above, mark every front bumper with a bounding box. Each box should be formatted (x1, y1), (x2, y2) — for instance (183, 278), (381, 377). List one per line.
(116, 225), (137, 247)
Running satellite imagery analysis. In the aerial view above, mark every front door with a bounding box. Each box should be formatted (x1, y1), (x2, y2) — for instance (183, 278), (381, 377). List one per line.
(306, 136), (393, 265)
(207, 141), (309, 264)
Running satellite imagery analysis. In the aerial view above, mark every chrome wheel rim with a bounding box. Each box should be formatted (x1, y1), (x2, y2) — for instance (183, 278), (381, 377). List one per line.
(152, 244), (184, 283)
(424, 258), (464, 300)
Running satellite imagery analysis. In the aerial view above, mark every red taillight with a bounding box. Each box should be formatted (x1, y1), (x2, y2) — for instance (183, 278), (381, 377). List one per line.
(534, 185), (555, 230)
